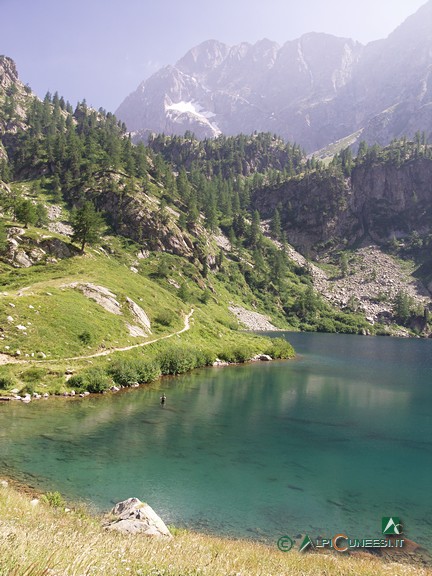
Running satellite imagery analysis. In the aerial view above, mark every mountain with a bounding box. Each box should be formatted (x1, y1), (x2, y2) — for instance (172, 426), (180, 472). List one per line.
(116, 1), (432, 152)
(0, 54), (431, 365)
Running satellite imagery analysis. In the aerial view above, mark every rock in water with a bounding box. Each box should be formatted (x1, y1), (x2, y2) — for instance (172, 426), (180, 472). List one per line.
(106, 497), (172, 538)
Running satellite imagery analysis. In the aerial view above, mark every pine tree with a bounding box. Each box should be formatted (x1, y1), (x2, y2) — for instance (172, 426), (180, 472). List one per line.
(270, 207), (282, 240)
(15, 199), (37, 228)
(249, 210), (262, 247)
(71, 201), (105, 252)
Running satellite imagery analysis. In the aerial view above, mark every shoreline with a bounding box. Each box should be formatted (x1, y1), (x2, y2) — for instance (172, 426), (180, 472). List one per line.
(1, 475), (430, 569)
(0, 349), (290, 404)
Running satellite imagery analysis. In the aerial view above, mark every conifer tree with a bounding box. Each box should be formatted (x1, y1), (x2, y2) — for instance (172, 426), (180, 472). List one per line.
(270, 206), (282, 240)
(71, 201), (105, 252)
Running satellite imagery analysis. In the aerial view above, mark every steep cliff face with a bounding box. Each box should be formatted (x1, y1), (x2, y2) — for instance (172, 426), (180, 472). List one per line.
(253, 157), (432, 254)
(0, 56), (33, 162)
(350, 158), (432, 241)
(92, 185), (195, 258)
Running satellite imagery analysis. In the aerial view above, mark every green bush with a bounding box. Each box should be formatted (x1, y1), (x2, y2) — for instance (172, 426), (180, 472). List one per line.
(108, 359), (162, 386)
(155, 310), (173, 326)
(78, 330), (92, 345)
(0, 375), (16, 390)
(108, 360), (139, 386)
(67, 374), (85, 390)
(194, 348), (216, 367)
(158, 346), (197, 375)
(21, 367), (47, 382)
(41, 491), (65, 508)
(218, 345), (252, 363)
(68, 368), (110, 393)
(134, 360), (161, 383)
(316, 318), (337, 333)
(83, 368), (111, 393)
(264, 337), (295, 359)
(21, 382), (36, 395)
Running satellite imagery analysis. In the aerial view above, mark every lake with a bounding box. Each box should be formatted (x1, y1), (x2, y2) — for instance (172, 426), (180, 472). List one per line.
(0, 332), (431, 548)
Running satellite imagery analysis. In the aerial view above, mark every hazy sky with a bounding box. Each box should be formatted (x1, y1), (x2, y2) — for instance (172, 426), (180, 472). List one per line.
(0, 0), (428, 112)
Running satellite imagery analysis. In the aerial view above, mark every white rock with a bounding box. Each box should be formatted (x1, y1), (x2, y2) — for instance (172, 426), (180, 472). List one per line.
(9, 303), (15, 308)
(0, 480), (9, 488)
(29, 305), (34, 309)
(107, 498), (172, 538)
(30, 498), (39, 506)
(7, 316), (13, 323)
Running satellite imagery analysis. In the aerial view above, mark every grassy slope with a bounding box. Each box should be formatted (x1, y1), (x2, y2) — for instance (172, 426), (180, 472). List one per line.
(1, 483), (429, 576)
(0, 225), (287, 393)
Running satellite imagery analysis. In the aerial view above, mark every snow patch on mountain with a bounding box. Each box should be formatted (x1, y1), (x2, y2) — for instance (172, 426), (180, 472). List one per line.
(165, 100), (221, 136)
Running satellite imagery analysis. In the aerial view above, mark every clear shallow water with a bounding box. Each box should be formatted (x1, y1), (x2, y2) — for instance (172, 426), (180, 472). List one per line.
(0, 332), (431, 547)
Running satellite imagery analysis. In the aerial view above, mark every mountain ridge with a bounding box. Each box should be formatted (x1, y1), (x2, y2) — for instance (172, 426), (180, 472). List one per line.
(116, 1), (432, 151)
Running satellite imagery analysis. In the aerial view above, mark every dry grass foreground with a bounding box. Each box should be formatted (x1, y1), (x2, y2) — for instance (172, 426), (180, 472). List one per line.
(0, 484), (431, 576)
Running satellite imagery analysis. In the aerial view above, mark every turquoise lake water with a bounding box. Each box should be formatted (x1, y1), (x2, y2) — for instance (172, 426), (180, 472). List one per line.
(0, 332), (431, 548)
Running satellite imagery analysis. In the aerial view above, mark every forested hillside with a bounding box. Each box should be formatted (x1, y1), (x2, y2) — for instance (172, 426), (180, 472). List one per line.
(0, 55), (431, 360)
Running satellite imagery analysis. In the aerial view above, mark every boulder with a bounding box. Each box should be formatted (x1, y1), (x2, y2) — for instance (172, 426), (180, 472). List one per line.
(106, 497), (172, 538)
(252, 354), (273, 362)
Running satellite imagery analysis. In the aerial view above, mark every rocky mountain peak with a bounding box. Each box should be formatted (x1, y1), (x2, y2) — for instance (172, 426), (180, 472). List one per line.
(116, 4), (432, 151)
(0, 56), (19, 90)
(176, 39), (230, 76)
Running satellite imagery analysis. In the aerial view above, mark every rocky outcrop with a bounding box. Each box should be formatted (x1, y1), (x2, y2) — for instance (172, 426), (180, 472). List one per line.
(126, 297), (151, 334)
(68, 283), (122, 315)
(106, 498), (172, 538)
(253, 157), (432, 254)
(93, 185), (194, 258)
(3, 228), (77, 268)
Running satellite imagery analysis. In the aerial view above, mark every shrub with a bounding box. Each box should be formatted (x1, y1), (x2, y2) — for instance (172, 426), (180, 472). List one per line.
(194, 348), (216, 367)
(218, 345), (252, 363)
(82, 368), (110, 393)
(21, 383), (36, 395)
(21, 367), (47, 382)
(155, 310), (172, 327)
(0, 375), (16, 390)
(41, 491), (65, 508)
(68, 369), (110, 393)
(316, 318), (337, 333)
(178, 282), (190, 302)
(134, 360), (161, 383)
(67, 374), (85, 390)
(108, 360), (139, 387)
(158, 346), (197, 375)
(232, 346), (252, 363)
(264, 338), (295, 359)
(78, 330), (92, 345)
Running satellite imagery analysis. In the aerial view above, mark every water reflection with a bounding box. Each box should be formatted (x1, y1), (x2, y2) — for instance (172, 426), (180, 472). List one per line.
(0, 332), (431, 548)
